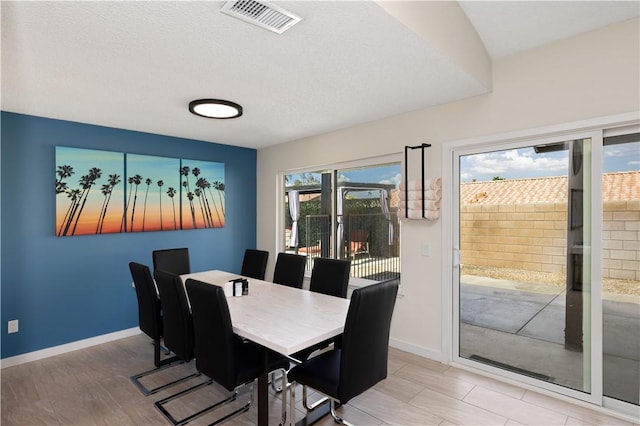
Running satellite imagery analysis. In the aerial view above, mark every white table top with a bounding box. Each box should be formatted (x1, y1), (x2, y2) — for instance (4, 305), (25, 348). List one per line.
(180, 270), (351, 356)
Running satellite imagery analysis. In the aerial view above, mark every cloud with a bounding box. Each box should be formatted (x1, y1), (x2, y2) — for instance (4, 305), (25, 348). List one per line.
(379, 172), (401, 186)
(462, 148), (567, 179)
(337, 174), (350, 183)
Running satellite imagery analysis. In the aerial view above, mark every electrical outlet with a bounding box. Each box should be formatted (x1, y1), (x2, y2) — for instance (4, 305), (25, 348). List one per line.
(8, 320), (19, 334)
(421, 243), (431, 257)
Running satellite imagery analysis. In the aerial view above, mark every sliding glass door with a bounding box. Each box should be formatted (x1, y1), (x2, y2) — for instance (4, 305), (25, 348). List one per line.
(602, 132), (639, 408)
(451, 126), (639, 415)
(455, 135), (594, 397)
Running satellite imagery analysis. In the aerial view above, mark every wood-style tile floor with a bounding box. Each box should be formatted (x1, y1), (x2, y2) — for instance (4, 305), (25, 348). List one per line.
(1, 333), (637, 425)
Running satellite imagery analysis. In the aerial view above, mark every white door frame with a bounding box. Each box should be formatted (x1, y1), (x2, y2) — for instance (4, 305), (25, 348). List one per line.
(441, 111), (639, 411)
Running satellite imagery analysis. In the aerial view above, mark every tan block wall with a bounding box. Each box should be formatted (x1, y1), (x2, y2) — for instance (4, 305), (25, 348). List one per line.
(461, 201), (639, 280)
(602, 200), (640, 281)
(460, 202), (568, 273)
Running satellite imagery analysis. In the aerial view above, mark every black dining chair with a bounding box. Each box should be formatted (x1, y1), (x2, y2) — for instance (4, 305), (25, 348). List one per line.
(309, 257), (351, 298)
(272, 252), (306, 289)
(287, 279), (399, 425)
(241, 248), (269, 280)
(268, 252), (308, 395)
(153, 270), (215, 425)
(185, 279), (291, 425)
(295, 257), (351, 409)
(129, 262), (185, 395)
(152, 247), (190, 275)
(292, 258), (351, 364)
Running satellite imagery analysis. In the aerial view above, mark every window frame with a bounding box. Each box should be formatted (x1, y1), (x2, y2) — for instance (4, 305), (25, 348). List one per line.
(278, 153), (402, 284)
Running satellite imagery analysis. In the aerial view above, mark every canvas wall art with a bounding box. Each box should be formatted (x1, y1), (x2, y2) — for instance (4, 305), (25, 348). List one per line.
(180, 159), (226, 229)
(56, 147), (125, 236)
(124, 154), (181, 232)
(55, 147), (225, 236)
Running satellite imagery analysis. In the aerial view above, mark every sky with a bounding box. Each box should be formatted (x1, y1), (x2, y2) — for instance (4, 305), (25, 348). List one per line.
(286, 163), (402, 189)
(460, 140), (639, 182)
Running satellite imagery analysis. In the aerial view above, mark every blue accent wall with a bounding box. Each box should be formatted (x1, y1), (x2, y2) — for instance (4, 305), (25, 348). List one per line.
(1, 112), (257, 358)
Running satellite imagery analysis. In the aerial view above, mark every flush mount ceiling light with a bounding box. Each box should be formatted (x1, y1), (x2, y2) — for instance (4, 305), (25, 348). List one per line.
(188, 99), (243, 119)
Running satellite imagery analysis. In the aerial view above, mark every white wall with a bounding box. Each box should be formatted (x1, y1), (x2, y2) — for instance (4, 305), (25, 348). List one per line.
(256, 18), (640, 361)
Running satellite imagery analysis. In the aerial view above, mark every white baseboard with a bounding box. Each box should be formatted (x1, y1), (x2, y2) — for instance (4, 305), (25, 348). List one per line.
(1, 327), (142, 369)
(389, 337), (444, 363)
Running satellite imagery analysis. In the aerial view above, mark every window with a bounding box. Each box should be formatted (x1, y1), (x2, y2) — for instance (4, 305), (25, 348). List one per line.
(284, 161), (401, 281)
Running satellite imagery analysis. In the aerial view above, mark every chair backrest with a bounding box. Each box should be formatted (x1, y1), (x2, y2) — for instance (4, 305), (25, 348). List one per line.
(338, 279), (399, 403)
(152, 248), (190, 275)
(241, 249), (269, 280)
(185, 279), (238, 391)
(154, 269), (195, 362)
(129, 262), (162, 340)
(309, 258), (351, 298)
(272, 252), (306, 289)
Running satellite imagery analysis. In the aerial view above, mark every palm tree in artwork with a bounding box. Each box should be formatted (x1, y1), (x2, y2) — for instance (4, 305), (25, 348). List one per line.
(208, 180), (225, 227)
(186, 190), (196, 228)
(157, 180), (164, 231)
(213, 181), (226, 216)
(129, 174), (143, 232)
(56, 164), (75, 235)
(181, 166), (197, 228)
(58, 188), (81, 236)
(167, 187), (177, 230)
(63, 170), (93, 235)
(69, 167), (103, 235)
(96, 183), (112, 234)
(195, 177), (214, 228)
(193, 188), (208, 228)
(142, 177), (153, 231)
(192, 168), (210, 227)
(121, 176), (135, 232)
(56, 165), (74, 195)
(56, 181), (69, 195)
(96, 173), (121, 234)
(198, 178), (219, 227)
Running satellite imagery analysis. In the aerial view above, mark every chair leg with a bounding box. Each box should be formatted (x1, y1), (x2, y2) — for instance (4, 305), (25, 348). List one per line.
(270, 370), (284, 393)
(132, 339), (198, 396)
(155, 379), (236, 426)
(302, 385), (328, 411)
(330, 399), (354, 426)
(130, 360), (200, 396)
(289, 381), (296, 426)
(154, 379), (258, 426)
(207, 382), (254, 426)
(153, 338), (176, 367)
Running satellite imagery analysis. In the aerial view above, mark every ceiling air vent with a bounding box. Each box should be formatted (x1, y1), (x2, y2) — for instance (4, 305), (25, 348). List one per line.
(221, 0), (302, 34)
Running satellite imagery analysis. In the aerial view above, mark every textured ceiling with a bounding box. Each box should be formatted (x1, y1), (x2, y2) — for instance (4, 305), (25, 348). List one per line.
(459, 1), (640, 59)
(2, 1), (638, 149)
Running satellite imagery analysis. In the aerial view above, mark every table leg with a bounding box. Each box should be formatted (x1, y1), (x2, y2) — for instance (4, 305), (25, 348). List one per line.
(257, 349), (268, 426)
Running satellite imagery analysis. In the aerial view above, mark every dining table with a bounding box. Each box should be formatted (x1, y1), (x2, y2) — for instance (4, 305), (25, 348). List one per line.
(180, 270), (351, 426)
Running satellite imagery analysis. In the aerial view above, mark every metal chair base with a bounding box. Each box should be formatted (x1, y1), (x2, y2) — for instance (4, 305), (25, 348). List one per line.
(289, 382), (348, 426)
(130, 351), (202, 396)
(302, 385), (328, 411)
(155, 379), (257, 426)
(329, 400), (353, 426)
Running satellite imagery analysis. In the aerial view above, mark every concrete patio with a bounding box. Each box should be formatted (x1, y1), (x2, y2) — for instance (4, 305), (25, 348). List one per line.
(460, 275), (639, 406)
